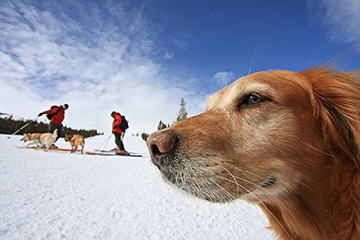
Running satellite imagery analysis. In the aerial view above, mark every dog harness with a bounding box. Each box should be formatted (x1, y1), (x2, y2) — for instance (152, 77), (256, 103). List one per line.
(30, 133), (42, 140)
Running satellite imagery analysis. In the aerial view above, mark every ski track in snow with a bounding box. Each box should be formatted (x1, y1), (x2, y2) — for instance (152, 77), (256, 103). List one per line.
(0, 134), (275, 240)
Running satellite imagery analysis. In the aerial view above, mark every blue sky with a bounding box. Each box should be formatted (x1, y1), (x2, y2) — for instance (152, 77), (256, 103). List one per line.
(1, 0), (360, 134)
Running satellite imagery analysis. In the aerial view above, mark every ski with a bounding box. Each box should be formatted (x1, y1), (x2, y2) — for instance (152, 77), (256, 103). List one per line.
(93, 148), (116, 152)
(86, 151), (142, 157)
(16, 146), (79, 152)
(93, 149), (139, 155)
(17, 146), (142, 157)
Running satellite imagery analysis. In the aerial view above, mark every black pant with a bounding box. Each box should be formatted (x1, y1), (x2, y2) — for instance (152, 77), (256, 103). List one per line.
(49, 123), (66, 141)
(113, 132), (125, 151)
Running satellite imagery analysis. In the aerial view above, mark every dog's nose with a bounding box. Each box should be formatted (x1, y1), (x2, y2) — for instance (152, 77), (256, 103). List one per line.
(146, 130), (177, 160)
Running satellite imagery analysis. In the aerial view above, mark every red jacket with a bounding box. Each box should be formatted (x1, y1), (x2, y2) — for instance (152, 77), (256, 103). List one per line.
(43, 105), (65, 126)
(112, 112), (123, 134)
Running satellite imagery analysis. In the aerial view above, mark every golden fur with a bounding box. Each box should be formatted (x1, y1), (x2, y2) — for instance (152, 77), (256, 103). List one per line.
(64, 134), (85, 154)
(147, 67), (360, 239)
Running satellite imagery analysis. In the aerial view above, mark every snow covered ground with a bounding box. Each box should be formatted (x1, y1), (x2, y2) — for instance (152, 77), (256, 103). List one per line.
(0, 134), (275, 240)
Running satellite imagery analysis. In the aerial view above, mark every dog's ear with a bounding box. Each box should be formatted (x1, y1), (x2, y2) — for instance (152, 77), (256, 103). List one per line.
(302, 67), (360, 167)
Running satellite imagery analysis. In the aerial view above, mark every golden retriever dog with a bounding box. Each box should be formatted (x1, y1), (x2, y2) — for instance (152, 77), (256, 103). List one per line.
(20, 133), (42, 147)
(146, 67), (360, 240)
(64, 134), (85, 154)
(38, 129), (58, 152)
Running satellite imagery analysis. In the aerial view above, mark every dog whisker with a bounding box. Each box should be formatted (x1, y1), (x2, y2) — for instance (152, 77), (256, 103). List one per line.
(304, 142), (335, 158)
(220, 161), (269, 182)
(230, 178), (292, 239)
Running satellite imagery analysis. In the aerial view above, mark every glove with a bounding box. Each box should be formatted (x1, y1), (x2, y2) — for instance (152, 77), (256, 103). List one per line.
(38, 112), (44, 117)
(113, 124), (118, 129)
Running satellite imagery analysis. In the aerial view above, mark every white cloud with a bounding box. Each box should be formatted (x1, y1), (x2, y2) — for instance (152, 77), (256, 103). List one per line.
(213, 71), (236, 87)
(0, 0), (206, 135)
(164, 52), (174, 60)
(307, 0), (360, 52)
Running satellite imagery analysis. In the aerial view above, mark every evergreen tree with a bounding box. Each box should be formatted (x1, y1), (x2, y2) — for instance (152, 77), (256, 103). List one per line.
(141, 132), (149, 141)
(175, 97), (188, 123)
(157, 120), (168, 131)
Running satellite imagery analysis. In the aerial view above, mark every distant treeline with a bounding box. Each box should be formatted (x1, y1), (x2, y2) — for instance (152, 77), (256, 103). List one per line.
(0, 114), (103, 138)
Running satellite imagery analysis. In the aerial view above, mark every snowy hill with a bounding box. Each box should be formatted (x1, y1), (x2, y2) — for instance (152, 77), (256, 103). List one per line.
(0, 134), (275, 240)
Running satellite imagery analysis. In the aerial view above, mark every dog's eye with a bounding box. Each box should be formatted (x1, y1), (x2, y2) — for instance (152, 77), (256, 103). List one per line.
(246, 94), (263, 105)
(237, 92), (267, 110)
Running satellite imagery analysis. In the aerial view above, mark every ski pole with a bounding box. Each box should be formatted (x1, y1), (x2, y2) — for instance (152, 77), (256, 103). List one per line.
(95, 133), (112, 150)
(11, 117), (38, 136)
(102, 133), (112, 151)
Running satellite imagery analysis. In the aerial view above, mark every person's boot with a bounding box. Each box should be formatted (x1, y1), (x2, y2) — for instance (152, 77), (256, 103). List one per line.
(116, 150), (129, 155)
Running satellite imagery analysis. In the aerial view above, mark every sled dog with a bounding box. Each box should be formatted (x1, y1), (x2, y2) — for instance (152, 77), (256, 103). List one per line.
(64, 134), (85, 154)
(20, 133), (42, 147)
(39, 129), (58, 152)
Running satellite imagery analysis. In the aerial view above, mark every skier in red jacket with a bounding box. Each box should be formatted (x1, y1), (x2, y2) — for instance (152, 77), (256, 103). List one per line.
(38, 104), (69, 142)
(111, 111), (128, 155)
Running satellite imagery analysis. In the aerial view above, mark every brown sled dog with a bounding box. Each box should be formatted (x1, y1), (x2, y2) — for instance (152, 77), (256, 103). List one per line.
(64, 134), (85, 154)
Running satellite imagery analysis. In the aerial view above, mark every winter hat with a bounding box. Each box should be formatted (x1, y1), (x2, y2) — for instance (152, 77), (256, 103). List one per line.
(111, 111), (116, 116)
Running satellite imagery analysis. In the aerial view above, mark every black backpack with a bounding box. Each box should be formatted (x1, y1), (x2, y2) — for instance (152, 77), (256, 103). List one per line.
(119, 115), (129, 131)
(46, 105), (60, 120)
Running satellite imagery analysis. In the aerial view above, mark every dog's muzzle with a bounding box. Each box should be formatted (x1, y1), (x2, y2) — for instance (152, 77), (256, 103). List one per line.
(146, 130), (178, 168)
